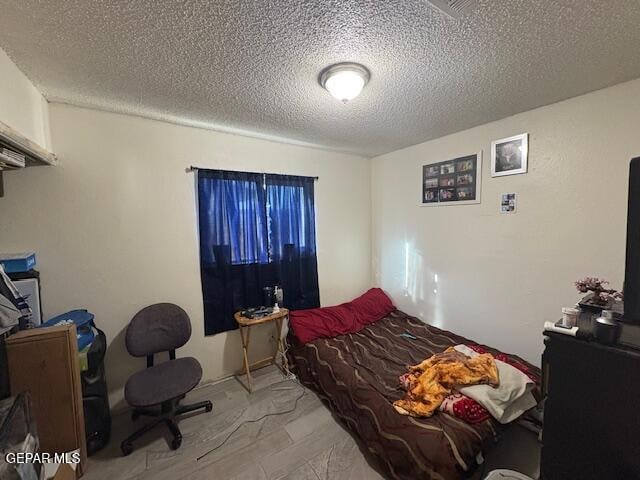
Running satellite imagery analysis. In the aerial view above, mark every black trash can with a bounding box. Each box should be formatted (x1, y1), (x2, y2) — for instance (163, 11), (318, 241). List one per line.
(81, 326), (111, 455)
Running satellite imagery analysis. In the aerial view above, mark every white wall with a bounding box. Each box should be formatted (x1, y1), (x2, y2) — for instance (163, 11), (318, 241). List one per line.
(3, 39), (638, 403)
(0, 104), (371, 407)
(372, 78), (640, 365)
(0, 48), (50, 149)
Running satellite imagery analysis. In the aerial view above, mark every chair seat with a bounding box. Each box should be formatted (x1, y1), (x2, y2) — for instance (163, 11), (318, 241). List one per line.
(125, 357), (202, 407)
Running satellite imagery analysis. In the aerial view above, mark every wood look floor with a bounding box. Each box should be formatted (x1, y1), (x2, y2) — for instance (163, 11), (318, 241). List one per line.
(84, 366), (388, 480)
(84, 365), (540, 480)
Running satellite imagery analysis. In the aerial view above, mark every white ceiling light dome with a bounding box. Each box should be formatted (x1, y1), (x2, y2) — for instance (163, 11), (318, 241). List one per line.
(319, 63), (371, 103)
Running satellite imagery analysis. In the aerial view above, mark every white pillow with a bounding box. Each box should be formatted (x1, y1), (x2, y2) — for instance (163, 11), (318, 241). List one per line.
(454, 344), (537, 424)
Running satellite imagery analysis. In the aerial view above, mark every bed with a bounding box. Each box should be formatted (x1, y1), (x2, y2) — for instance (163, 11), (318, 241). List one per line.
(287, 309), (541, 480)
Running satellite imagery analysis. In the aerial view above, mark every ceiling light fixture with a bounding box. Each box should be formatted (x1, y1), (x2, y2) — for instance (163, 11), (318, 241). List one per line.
(319, 63), (370, 103)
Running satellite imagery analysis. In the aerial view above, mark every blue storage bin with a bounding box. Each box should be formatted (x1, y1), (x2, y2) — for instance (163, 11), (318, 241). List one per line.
(41, 309), (96, 351)
(0, 252), (36, 273)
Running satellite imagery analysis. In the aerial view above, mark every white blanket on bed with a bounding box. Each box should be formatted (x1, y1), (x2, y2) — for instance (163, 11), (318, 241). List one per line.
(453, 344), (537, 424)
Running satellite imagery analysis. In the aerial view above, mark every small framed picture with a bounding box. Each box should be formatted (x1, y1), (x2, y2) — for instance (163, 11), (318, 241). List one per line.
(491, 133), (528, 177)
(500, 193), (517, 214)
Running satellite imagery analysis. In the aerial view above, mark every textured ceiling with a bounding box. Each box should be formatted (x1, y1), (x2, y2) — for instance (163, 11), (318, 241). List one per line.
(1, 0), (640, 157)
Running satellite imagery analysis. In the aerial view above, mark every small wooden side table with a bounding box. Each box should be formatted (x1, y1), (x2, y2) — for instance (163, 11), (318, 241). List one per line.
(234, 308), (290, 393)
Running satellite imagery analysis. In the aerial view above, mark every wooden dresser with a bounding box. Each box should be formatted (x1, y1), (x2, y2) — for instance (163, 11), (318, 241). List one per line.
(6, 324), (87, 477)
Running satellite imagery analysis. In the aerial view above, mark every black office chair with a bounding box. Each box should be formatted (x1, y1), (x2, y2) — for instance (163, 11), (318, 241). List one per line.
(120, 303), (212, 456)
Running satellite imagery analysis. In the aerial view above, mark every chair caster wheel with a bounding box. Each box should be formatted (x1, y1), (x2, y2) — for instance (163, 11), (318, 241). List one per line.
(170, 436), (182, 450)
(205, 402), (213, 413)
(121, 442), (134, 456)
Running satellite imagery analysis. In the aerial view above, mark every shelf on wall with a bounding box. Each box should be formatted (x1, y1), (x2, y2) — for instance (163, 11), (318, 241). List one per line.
(0, 119), (56, 168)
(0, 119), (56, 196)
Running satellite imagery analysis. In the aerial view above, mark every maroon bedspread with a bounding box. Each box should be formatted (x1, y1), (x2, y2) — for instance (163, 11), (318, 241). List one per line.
(287, 310), (541, 480)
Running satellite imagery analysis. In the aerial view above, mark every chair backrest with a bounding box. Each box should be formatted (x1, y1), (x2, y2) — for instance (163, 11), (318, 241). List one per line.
(125, 303), (192, 357)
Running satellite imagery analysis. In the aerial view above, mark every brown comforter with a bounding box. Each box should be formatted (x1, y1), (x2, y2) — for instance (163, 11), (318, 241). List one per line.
(287, 310), (541, 480)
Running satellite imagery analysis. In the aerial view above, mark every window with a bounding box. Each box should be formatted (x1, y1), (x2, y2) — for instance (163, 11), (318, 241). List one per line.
(197, 169), (319, 335)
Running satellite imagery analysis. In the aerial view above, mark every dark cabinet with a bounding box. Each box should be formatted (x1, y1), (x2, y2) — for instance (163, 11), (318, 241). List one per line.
(541, 332), (640, 479)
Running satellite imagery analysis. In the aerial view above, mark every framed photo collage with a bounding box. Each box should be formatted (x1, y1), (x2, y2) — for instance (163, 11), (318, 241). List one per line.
(422, 153), (481, 206)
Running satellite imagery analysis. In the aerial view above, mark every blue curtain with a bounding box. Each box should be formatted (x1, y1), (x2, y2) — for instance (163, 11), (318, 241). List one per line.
(198, 170), (268, 266)
(266, 174), (319, 312)
(197, 169), (319, 335)
(266, 174), (316, 260)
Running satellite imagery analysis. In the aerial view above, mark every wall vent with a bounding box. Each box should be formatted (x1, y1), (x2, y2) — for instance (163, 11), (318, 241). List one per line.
(425, 0), (477, 19)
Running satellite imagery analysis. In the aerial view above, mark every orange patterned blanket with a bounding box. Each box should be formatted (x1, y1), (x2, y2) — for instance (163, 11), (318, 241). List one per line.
(393, 347), (499, 417)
